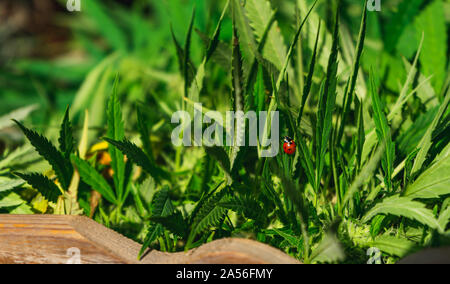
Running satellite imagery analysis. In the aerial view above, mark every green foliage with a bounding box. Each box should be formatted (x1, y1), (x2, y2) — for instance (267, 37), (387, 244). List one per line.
(369, 73), (395, 191)
(336, 3), (367, 144)
(59, 106), (75, 161)
(362, 195), (441, 231)
(13, 120), (73, 190)
(219, 195), (263, 222)
(405, 142), (450, 199)
(369, 235), (419, 258)
(136, 106), (153, 160)
(151, 187), (174, 217)
(309, 232), (345, 264)
(13, 172), (61, 203)
(187, 187), (228, 248)
(411, 92), (450, 175)
(297, 20), (320, 126)
(315, 7), (339, 192)
(0, 192), (25, 209)
(104, 138), (170, 182)
(138, 224), (164, 259)
(106, 78), (126, 201)
(151, 211), (187, 238)
(206, 0), (230, 64)
(231, 0), (258, 82)
(0, 179), (24, 193)
(2, 0), (449, 264)
(438, 203), (450, 230)
(415, 0), (447, 93)
(84, 0), (127, 51)
(0, 105), (38, 131)
(71, 155), (117, 204)
(204, 146), (231, 178)
(383, 0), (424, 54)
(272, 228), (302, 251)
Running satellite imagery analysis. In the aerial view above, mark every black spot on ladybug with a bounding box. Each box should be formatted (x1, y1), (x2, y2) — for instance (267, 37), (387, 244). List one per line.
(283, 139), (296, 155)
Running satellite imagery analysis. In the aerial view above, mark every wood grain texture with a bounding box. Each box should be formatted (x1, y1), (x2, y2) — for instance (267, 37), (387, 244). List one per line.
(0, 215), (300, 264)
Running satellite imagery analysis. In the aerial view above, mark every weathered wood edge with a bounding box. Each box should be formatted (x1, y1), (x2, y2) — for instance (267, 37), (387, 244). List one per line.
(2, 215), (448, 264)
(0, 215), (300, 264)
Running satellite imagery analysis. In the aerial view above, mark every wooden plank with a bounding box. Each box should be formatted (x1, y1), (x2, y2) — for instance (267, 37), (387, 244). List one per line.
(0, 215), (300, 264)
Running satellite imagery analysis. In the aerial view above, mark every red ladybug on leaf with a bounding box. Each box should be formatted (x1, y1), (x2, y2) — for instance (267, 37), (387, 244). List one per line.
(283, 136), (296, 155)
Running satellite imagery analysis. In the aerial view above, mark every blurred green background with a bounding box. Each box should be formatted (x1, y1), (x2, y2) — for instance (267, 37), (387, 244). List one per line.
(0, 0), (449, 148)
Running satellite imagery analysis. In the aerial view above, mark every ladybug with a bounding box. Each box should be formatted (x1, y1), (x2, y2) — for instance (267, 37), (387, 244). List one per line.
(283, 136), (296, 155)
